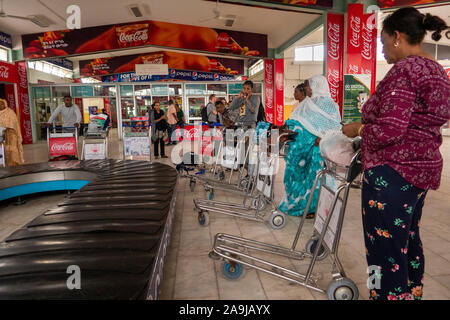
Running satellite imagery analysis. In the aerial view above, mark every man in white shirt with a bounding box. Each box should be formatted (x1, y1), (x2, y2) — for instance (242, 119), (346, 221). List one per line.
(47, 96), (82, 128)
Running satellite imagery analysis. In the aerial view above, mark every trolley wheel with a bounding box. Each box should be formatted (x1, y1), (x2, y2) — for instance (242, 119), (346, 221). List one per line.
(221, 261), (243, 280)
(238, 178), (249, 189)
(252, 198), (267, 211)
(268, 211), (286, 230)
(198, 211), (210, 227)
(189, 179), (196, 192)
(305, 239), (329, 261)
(208, 251), (221, 260)
(327, 278), (359, 300)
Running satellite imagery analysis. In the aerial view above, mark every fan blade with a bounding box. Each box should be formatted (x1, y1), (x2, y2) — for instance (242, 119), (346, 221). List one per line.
(3, 14), (32, 21)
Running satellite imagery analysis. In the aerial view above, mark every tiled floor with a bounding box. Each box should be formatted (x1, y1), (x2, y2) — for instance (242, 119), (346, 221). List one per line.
(1, 130), (449, 300)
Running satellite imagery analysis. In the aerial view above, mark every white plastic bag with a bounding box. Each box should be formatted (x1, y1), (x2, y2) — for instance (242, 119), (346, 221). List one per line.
(319, 130), (356, 166)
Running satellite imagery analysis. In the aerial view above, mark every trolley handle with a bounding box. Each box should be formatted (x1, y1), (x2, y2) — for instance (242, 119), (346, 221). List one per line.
(122, 124), (152, 128)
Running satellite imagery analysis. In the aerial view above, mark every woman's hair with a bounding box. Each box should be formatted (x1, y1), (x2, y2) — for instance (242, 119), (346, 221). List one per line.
(295, 83), (306, 95)
(382, 7), (448, 44)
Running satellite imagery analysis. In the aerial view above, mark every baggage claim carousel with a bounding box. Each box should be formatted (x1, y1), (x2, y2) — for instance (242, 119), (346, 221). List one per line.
(0, 160), (178, 299)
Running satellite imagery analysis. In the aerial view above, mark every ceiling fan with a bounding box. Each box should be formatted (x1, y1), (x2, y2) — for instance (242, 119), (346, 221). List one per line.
(0, 0), (52, 27)
(200, 0), (237, 27)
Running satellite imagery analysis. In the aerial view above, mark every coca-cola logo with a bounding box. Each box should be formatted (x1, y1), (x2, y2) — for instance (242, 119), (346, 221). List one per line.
(17, 64), (28, 88)
(327, 68), (340, 102)
(0, 66), (9, 79)
(349, 16), (361, 48)
(119, 30), (148, 43)
(51, 142), (75, 152)
(327, 23), (341, 61)
(361, 23), (373, 61)
(217, 32), (230, 44)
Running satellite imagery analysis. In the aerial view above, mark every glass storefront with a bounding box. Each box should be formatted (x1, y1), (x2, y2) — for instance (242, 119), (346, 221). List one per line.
(29, 81), (263, 141)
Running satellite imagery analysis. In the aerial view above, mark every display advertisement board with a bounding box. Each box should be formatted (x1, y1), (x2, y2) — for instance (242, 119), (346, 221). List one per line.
(275, 59), (284, 126)
(49, 137), (77, 157)
(124, 134), (150, 159)
(346, 4), (364, 75)
(361, 13), (378, 94)
(80, 51), (244, 77)
(326, 13), (345, 110)
(264, 59), (275, 124)
(314, 187), (342, 251)
(378, 0), (448, 8)
(0, 31), (12, 49)
(84, 143), (106, 160)
(102, 69), (236, 83)
(22, 20), (267, 59)
(15, 61), (33, 144)
(342, 74), (371, 124)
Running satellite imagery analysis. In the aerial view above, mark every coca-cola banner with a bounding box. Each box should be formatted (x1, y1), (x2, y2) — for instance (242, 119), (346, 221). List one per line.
(15, 61), (33, 144)
(0, 60), (17, 83)
(275, 59), (284, 126)
(22, 20), (267, 59)
(346, 3), (364, 75)
(361, 13), (378, 94)
(49, 137), (77, 157)
(264, 59), (275, 124)
(326, 13), (345, 111)
(79, 51), (244, 77)
(4, 84), (16, 112)
(378, 0), (448, 8)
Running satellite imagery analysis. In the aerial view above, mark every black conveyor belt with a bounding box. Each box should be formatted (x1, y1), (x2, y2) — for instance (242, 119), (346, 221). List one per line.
(0, 160), (178, 299)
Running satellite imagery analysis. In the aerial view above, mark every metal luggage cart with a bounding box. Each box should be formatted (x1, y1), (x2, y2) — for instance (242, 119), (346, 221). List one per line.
(208, 150), (362, 300)
(47, 126), (79, 160)
(193, 143), (288, 230)
(81, 126), (110, 160)
(0, 126), (5, 167)
(122, 123), (152, 162)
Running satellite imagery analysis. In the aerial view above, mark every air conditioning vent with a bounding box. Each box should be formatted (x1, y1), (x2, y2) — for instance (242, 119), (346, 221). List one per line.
(128, 4), (143, 18)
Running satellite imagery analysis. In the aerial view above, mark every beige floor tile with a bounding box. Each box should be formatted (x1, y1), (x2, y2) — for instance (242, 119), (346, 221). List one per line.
(422, 248), (450, 277)
(178, 228), (212, 258)
(422, 274), (450, 300)
(257, 270), (315, 300)
(431, 275), (450, 290)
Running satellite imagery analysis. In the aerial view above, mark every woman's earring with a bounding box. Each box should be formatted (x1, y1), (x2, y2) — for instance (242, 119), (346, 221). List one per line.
(394, 42), (399, 47)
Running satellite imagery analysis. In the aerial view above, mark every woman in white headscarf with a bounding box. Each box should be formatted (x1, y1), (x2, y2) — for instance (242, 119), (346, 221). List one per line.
(279, 75), (341, 218)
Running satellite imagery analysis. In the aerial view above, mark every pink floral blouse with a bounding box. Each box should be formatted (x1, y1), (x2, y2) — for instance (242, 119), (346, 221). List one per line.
(361, 55), (450, 190)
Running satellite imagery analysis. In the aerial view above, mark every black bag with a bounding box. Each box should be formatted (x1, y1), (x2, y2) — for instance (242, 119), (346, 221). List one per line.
(257, 102), (266, 122)
(201, 107), (208, 122)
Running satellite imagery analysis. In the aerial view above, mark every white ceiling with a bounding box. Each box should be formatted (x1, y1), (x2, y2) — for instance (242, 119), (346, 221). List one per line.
(0, 0), (321, 50)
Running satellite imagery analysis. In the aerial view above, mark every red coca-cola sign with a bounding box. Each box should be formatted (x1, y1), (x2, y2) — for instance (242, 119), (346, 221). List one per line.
(326, 13), (344, 111)
(0, 60), (16, 83)
(275, 59), (284, 126)
(346, 4), (363, 75)
(361, 13), (378, 94)
(49, 137), (77, 157)
(15, 61), (33, 144)
(264, 59), (275, 124)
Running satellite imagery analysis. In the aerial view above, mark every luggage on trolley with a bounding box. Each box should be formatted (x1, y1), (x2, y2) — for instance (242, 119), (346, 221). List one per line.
(122, 122), (152, 161)
(208, 147), (362, 300)
(0, 126), (5, 167)
(47, 126), (79, 161)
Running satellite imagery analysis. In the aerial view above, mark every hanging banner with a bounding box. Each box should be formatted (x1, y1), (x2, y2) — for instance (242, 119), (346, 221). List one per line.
(326, 13), (345, 110)
(79, 51), (244, 77)
(264, 59), (275, 124)
(15, 61), (33, 144)
(0, 60), (17, 83)
(342, 74), (371, 124)
(4, 84), (16, 113)
(346, 3), (364, 75)
(22, 20), (267, 59)
(275, 59), (284, 126)
(361, 13), (378, 94)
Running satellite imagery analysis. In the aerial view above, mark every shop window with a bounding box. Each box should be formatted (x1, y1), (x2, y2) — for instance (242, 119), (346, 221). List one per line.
(52, 86), (70, 98)
(134, 85), (151, 96)
(295, 46), (313, 62)
(188, 97), (205, 119)
(0, 47), (7, 62)
(252, 83), (262, 94)
(152, 84), (168, 96)
(169, 84), (183, 96)
(33, 87), (51, 99)
(228, 83), (243, 95)
(207, 83), (227, 95)
(71, 86), (94, 97)
(120, 85), (133, 97)
(186, 84), (206, 95)
(313, 45), (324, 62)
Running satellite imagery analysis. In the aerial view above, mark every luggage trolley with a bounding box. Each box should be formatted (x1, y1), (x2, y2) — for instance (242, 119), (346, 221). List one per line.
(193, 133), (294, 229)
(208, 149), (362, 300)
(47, 126), (79, 161)
(122, 123), (152, 162)
(0, 126), (5, 167)
(81, 126), (110, 160)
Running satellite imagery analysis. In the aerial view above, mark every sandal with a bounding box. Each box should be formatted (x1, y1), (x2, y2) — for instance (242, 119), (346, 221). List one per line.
(306, 212), (316, 219)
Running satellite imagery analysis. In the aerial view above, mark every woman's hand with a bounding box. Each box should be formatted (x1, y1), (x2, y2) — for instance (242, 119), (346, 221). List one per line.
(342, 122), (362, 138)
(314, 137), (321, 146)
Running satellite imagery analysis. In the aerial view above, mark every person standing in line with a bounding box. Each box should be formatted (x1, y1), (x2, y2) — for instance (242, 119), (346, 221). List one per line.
(152, 102), (169, 159)
(175, 104), (185, 141)
(167, 100), (178, 145)
(0, 99), (24, 166)
(342, 7), (449, 300)
(206, 94), (218, 127)
(47, 95), (82, 128)
(229, 80), (260, 130)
